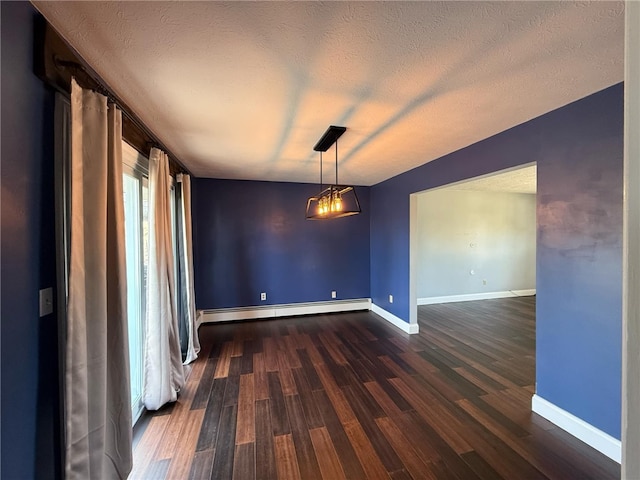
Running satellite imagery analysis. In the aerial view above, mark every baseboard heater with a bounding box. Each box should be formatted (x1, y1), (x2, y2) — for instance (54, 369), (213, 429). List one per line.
(198, 298), (371, 324)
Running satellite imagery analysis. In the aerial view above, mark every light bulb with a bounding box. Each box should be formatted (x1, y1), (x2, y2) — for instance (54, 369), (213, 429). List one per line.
(319, 195), (329, 215)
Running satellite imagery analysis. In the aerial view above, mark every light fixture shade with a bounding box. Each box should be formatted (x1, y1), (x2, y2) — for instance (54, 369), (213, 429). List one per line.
(306, 125), (360, 220)
(306, 185), (361, 220)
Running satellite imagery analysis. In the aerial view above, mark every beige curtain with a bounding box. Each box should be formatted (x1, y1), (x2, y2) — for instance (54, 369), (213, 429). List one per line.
(143, 148), (185, 410)
(178, 174), (201, 364)
(66, 79), (132, 479)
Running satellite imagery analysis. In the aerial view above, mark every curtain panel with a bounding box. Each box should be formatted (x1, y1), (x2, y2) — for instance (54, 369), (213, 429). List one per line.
(66, 79), (132, 479)
(178, 174), (201, 364)
(143, 148), (185, 410)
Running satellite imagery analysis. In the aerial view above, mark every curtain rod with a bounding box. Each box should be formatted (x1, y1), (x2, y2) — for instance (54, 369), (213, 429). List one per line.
(34, 15), (192, 177)
(55, 58), (168, 153)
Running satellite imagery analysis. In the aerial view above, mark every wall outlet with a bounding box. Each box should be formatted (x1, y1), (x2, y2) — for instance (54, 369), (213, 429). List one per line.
(39, 287), (53, 317)
(331, 291), (337, 299)
(260, 292), (267, 301)
(483, 279), (487, 285)
(389, 294), (393, 303)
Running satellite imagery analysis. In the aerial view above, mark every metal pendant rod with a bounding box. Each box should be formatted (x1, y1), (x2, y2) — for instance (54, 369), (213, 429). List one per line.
(335, 139), (339, 185)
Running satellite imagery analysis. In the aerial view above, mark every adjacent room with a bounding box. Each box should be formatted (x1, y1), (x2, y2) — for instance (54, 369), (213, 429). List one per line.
(2, 2), (639, 480)
(414, 165), (537, 307)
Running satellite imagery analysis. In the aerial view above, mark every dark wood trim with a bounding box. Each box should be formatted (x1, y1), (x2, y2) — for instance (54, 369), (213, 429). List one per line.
(34, 14), (190, 177)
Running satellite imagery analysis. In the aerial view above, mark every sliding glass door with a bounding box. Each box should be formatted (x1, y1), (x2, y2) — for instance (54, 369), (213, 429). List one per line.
(122, 144), (149, 423)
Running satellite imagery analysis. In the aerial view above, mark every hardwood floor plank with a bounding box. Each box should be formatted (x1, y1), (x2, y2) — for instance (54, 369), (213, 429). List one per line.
(291, 367), (325, 429)
(315, 345), (352, 387)
(130, 415), (171, 479)
(214, 341), (233, 379)
(402, 410), (482, 480)
(276, 349), (298, 395)
(142, 458), (169, 480)
(296, 348), (324, 391)
(210, 405), (238, 480)
(195, 377), (227, 452)
(312, 390), (368, 480)
(341, 380), (386, 420)
(253, 352), (270, 401)
(188, 449), (214, 480)
(263, 336), (279, 372)
(255, 399), (278, 480)
(315, 362), (358, 424)
(364, 381), (406, 418)
(388, 377), (473, 455)
(389, 470), (412, 480)
(267, 371), (291, 436)
(284, 334), (303, 368)
(317, 331), (348, 365)
(165, 409), (205, 480)
(459, 396), (530, 438)
(274, 434), (301, 480)
(375, 416), (438, 480)
(341, 387), (403, 473)
(362, 362), (414, 412)
(284, 394), (322, 479)
(236, 373), (255, 445)
(309, 427), (347, 480)
(240, 345), (254, 375)
(460, 451), (505, 480)
(343, 420), (390, 480)
(391, 411), (442, 464)
(232, 442), (255, 480)
(231, 338), (243, 358)
(155, 400), (190, 460)
(191, 358), (218, 410)
(300, 333), (325, 365)
(222, 357), (242, 406)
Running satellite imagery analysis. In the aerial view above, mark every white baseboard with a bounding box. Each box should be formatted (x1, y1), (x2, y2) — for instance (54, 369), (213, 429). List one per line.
(370, 303), (419, 334)
(198, 298), (371, 324)
(418, 289), (536, 305)
(531, 394), (621, 463)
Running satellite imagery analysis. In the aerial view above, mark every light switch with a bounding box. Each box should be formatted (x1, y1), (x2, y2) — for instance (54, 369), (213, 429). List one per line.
(39, 287), (53, 317)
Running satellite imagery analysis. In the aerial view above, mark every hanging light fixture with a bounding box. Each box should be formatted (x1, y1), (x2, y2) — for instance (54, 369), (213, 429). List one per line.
(305, 126), (361, 220)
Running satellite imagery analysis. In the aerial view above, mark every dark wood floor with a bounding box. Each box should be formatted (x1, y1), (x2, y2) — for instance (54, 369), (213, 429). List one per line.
(130, 297), (620, 479)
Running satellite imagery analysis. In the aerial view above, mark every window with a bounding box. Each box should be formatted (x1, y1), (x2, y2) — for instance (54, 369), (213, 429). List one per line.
(122, 143), (149, 423)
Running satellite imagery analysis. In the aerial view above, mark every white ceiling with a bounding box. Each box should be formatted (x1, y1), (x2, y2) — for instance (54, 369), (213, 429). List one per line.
(449, 164), (537, 194)
(33, 1), (624, 186)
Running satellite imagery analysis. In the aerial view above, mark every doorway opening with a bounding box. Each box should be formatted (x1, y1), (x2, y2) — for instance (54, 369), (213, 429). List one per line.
(410, 163), (536, 318)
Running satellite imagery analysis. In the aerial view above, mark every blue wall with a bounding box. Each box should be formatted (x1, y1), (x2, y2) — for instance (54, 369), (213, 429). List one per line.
(370, 84), (623, 438)
(1, 3), (61, 479)
(536, 86), (623, 439)
(193, 179), (370, 309)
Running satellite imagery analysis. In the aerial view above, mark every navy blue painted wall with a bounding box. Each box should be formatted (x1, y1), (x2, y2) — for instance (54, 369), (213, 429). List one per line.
(193, 179), (370, 309)
(370, 84), (623, 438)
(1, 3), (61, 479)
(536, 86), (623, 439)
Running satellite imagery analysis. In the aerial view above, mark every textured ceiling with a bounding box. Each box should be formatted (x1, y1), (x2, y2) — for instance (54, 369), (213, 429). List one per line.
(33, 1), (624, 186)
(450, 165), (537, 194)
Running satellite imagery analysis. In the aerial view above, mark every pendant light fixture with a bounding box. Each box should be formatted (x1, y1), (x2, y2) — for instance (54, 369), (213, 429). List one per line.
(305, 125), (361, 220)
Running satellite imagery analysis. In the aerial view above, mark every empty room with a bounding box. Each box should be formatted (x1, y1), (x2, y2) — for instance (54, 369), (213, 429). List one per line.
(2, 2), (639, 480)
